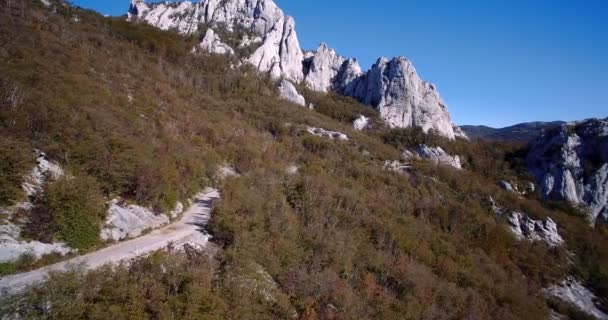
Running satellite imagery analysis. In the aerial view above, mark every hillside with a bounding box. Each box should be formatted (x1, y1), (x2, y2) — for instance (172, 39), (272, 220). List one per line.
(0, 1), (607, 319)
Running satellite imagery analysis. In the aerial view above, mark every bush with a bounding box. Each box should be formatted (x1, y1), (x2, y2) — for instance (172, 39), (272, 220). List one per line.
(46, 176), (105, 250)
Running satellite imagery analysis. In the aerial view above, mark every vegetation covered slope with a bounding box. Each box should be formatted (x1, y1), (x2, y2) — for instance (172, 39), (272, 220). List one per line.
(1, 1), (607, 319)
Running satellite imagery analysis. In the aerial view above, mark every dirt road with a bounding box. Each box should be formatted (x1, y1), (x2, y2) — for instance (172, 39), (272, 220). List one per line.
(0, 188), (220, 295)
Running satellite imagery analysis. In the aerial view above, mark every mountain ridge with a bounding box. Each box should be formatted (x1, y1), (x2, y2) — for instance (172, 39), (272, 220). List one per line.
(462, 121), (566, 143)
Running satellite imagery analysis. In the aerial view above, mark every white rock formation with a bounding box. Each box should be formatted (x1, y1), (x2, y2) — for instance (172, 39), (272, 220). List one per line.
(0, 222), (73, 263)
(527, 119), (608, 224)
(22, 151), (64, 197)
(491, 198), (564, 247)
(353, 115), (370, 131)
(547, 277), (608, 320)
(343, 57), (458, 139)
(278, 79), (306, 106)
(307, 127), (348, 141)
(402, 145), (462, 169)
(198, 29), (234, 55)
(0, 151), (72, 263)
(128, 0), (304, 82)
(128, 0), (465, 139)
(304, 43), (345, 92)
(101, 200), (170, 242)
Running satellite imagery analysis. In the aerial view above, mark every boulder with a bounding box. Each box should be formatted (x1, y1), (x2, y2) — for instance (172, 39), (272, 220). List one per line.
(278, 79), (306, 106)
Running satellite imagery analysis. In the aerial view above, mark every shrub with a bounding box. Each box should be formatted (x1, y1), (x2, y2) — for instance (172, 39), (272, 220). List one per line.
(46, 175), (105, 250)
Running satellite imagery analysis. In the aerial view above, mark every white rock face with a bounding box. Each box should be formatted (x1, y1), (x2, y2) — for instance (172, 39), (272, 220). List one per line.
(22, 151), (64, 197)
(128, 0), (463, 139)
(353, 115), (370, 131)
(547, 277), (608, 320)
(129, 0), (304, 82)
(0, 151), (72, 263)
(507, 212), (564, 247)
(304, 43), (346, 92)
(402, 145), (462, 169)
(0, 222), (73, 263)
(198, 29), (234, 55)
(527, 119), (608, 224)
(344, 57), (457, 139)
(101, 200), (170, 242)
(278, 79), (306, 106)
(307, 127), (348, 141)
(491, 198), (564, 247)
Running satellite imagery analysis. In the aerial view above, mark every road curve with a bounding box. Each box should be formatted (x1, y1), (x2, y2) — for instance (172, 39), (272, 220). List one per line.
(0, 188), (220, 296)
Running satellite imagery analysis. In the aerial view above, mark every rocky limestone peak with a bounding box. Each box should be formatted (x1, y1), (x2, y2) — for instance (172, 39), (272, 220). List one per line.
(344, 57), (457, 139)
(527, 118), (608, 224)
(303, 43), (346, 92)
(128, 0), (463, 139)
(129, 0), (304, 82)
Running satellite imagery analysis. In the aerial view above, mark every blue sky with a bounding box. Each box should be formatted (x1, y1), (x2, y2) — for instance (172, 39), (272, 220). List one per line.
(71, 0), (608, 127)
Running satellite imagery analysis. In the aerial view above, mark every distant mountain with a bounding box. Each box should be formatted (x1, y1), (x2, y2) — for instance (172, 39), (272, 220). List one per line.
(461, 121), (565, 143)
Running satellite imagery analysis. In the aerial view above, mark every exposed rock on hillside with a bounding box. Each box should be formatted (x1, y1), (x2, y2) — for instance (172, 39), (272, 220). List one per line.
(0, 151), (72, 263)
(402, 145), (462, 169)
(303, 43), (345, 92)
(307, 127), (348, 141)
(527, 119), (608, 224)
(127, 0), (464, 139)
(101, 200), (171, 242)
(353, 115), (370, 131)
(343, 57), (457, 139)
(547, 277), (608, 320)
(277, 79), (306, 106)
(128, 0), (304, 82)
(198, 29), (234, 55)
(0, 222), (72, 263)
(22, 151), (64, 197)
(491, 198), (564, 247)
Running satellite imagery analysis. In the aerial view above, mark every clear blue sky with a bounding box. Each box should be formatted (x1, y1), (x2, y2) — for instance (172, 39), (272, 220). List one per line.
(71, 0), (608, 128)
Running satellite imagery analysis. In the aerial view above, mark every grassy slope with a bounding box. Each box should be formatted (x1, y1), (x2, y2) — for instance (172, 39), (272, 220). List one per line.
(0, 1), (607, 319)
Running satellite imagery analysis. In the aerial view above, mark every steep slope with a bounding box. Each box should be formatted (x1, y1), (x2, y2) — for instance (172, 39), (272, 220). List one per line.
(127, 0), (462, 139)
(527, 119), (608, 224)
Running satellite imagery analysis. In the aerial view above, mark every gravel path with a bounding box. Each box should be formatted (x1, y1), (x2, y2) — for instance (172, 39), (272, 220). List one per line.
(0, 188), (220, 296)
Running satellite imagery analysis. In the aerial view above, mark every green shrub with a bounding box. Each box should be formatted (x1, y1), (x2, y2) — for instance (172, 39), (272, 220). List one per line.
(46, 176), (104, 250)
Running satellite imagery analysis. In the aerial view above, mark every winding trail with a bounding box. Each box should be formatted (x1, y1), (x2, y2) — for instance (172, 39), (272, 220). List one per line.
(0, 188), (220, 296)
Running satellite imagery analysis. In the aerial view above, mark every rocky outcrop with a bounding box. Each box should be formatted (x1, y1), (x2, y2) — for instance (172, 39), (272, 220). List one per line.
(128, 0), (304, 82)
(128, 0), (464, 139)
(101, 200), (171, 242)
(546, 277), (608, 320)
(198, 29), (234, 55)
(307, 127), (348, 141)
(0, 151), (72, 263)
(0, 222), (72, 263)
(278, 79), (306, 106)
(343, 57), (458, 139)
(402, 145), (462, 169)
(353, 115), (370, 131)
(527, 119), (608, 224)
(491, 198), (564, 247)
(22, 151), (64, 197)
(303, 43), (345, 92)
